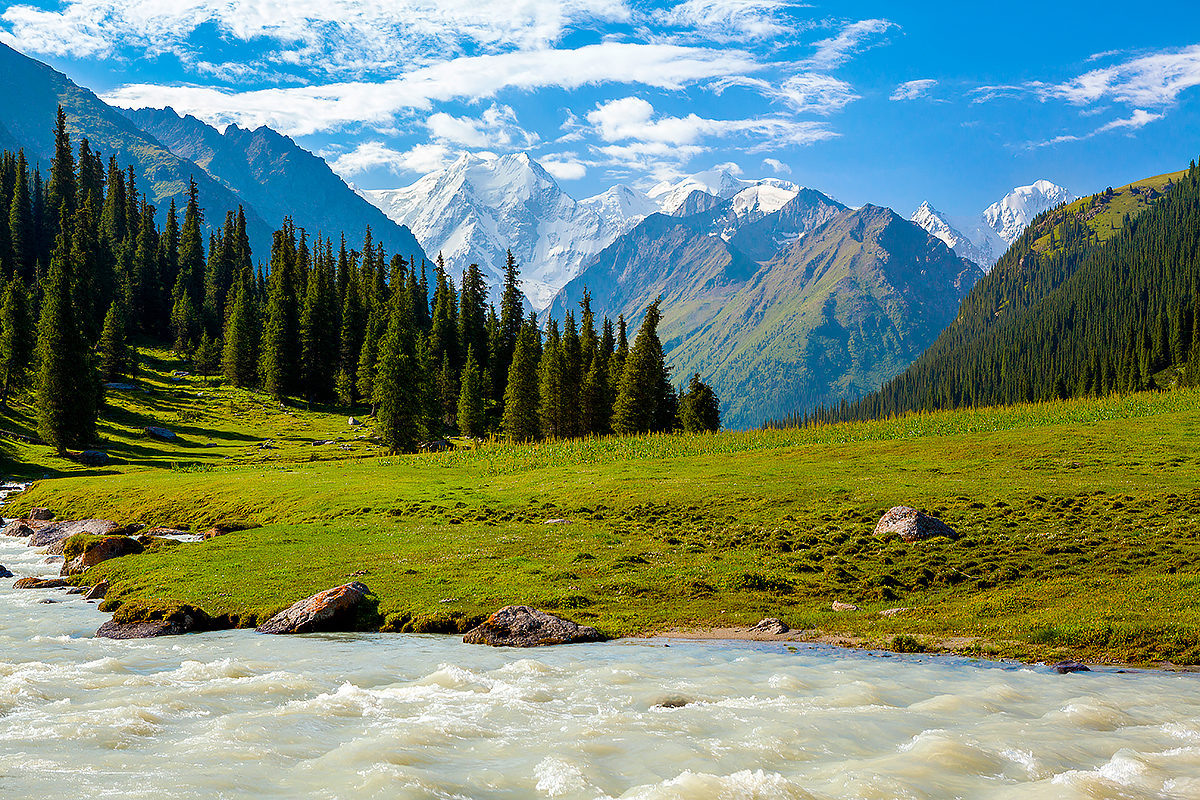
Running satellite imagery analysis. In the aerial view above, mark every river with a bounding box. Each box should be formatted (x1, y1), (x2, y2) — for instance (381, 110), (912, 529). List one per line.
(3, 522), (1200, 798)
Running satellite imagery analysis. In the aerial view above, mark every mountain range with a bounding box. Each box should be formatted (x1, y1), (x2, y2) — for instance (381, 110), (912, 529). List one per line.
(910, 180), (1076, 269)
(0, 42), (425, 265)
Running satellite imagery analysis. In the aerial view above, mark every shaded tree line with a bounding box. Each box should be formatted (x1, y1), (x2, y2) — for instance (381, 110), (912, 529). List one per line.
(767, 161), (1200, 428)
(0, 110), (720, 455)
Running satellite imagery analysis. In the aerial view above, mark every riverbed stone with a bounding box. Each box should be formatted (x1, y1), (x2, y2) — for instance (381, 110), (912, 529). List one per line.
(873, 506), (958, 542)
(1051, 660), (1091, 674)
(831, 601), (860, 612)
(2, 519), (38, 537)
(13, 577), (69, 589)
(27, 519), (119, 550)
(96, 600), (210, 639)
(463, 605), (606, 647)
(62, 536), (144, 576)
(749, 617), (789, 635)
(0, 565), (11, 578)
(256, 581), (372, 634)
(85, 579), (109, 600)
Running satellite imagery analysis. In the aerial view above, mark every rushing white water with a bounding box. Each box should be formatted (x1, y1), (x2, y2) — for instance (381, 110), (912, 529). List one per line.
(4, 534), (1200, 798)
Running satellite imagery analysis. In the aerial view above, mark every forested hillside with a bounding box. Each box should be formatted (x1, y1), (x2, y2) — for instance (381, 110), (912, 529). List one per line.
(783, 163), (1200, 425)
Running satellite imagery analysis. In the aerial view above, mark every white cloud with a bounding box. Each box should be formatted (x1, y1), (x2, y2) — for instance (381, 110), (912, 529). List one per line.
(540, 157), (587, 180)
(0, 0), (633, 77)
(762, 157), (790, 174)
(658, 0), (791, 41)
(329, 141), (455, 177)
(586, 96), (835, 149)
(101, 42), (764, 136)
(1034, 109), (1164, 148)
(802, 18), (896, 70)
(713, 72), (859, 114)
(1048, 45), (1200, 107)
(890, 78), (936, 101)
(426, 104), (538, 149)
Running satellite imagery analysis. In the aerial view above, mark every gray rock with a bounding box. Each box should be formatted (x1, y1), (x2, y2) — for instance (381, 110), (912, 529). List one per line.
(2, 519), (37, 537)
(831, 601), (860, 612)
(256, 582), (371, 634)
(1051, 660), (1091, 674)
(463, 605), (606, 647)
(96, 619), (189, 639)
(95, 602), (210, 639)
(874, 506), (958, 542)
(78, 450), (110, 466)
(84, 579), (109, 600)
(0, 565), (11, 578)
(144, 426), (178, 442)
(30, 508), (53, 521)
(13, 577), (69, 589)
(62, 535), (144, 576)
(28, 519), (118, 549)
(749, 617), (789, 635)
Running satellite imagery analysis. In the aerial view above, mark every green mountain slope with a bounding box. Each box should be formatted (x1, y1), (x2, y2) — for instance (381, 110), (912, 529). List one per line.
(0, 42), (275, 255)
(822, 162), (1200, 423)
(673, 205), (981, 426)
(123, 107), (427, 262)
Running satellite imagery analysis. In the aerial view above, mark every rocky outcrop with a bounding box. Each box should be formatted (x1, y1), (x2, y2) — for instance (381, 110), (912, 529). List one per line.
(62, 536), (144, 576)
(30, 508), (53, 521)
(13, 577), (69, 589)
(749, 618), (789, 634)
(463, 605), (606, 647)
(874, 506), (958, 542)
(256, 582), (371, 634)
(2, 520), (37, 537)
(28, 519), (119, 550)
(96, 601), (210, 639)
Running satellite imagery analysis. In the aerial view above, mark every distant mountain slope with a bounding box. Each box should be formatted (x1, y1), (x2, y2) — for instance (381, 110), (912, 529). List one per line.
(551, 194), (978, 428)
(909, 201), (993, 267)
(671, 206), (981, 427)
(0, 42), (275, 256)
(122, 107), (426, 262)
(831, 164), (1199, 422)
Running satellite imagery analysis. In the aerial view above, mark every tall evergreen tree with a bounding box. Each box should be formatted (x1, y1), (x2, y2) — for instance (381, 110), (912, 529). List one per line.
(0, 276), (33, 406)
(299, 239), (339, 403)
(8, 151), (31, 280)
(374, 288), (424, 452)
(97, 299), (132, 383)
(679, 373), (720, 432)
(221, 267), (258, 387)
(45, 107), (76, 245)
(458, 346), (485, 438)
(613, 301), (673, 435)
(538, 318), (565, 439)
(502, 321), (541, 442)
(35, 244), (98, 453)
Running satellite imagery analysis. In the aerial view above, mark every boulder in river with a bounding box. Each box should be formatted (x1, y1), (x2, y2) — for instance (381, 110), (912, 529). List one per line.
(873, 506), (958, 542)
(463, 605), (606, 647)
(749, 618), (790, 635)
(28, 519), (119, 551)
(0, 565), (11, 578)
(30, 508), (54, 521)
(1051, 660), (1091, 674)
(85, 579), (110, 600)
(2, 520), (38, 537)
(13, 577), (69, 589)
(96, 600), (210, 639)
(256, 582), (372, 634)
(62, 535), (144, 576)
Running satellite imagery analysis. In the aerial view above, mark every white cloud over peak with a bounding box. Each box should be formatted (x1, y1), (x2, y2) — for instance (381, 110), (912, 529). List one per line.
(540, 156), (588, 180)
(890, 78), (936, 101)
(1049, 45), (1200, 107)
(101, 42), (764, 136)
(329, 141), (457, 177)
(426, 104), (538, 149)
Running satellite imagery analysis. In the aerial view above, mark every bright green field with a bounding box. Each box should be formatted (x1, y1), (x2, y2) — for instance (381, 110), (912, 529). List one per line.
(4, 355), (1200, 666)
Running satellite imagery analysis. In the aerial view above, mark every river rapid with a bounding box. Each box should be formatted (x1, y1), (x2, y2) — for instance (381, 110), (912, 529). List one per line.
(4, 525), (1200, 798)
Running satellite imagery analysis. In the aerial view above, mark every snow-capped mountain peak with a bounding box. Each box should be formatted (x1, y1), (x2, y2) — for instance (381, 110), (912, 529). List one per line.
(983, 180), (1076, 245)
(909, 201), (993, 267)
(648, 167), (799, 215)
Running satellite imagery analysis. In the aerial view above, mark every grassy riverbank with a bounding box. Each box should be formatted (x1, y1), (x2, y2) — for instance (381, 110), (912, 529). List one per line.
(5, 354), (1200, 665)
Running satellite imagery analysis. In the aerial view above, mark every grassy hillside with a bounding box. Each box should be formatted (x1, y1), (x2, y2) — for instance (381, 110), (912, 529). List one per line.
(6, 361), (1200, 666)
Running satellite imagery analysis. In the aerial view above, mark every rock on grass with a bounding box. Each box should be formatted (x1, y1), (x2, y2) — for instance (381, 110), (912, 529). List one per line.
(874, 506), (958, 542)
(463, 605), (606, 647)
(255, 582), (372, 634)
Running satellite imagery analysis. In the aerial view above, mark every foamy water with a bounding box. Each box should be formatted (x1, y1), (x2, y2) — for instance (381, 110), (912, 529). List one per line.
(4, 534), (1200, 798)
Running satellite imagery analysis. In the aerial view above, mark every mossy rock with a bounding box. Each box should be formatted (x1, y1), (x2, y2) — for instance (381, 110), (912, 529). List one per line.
(112, 598), (211, 629)
(382, 610), (484, 634)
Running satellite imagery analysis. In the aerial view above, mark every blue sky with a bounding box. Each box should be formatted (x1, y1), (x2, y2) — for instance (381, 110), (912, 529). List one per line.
(2, 0), (1198, 219)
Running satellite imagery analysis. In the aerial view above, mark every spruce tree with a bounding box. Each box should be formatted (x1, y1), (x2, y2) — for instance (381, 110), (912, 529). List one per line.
(495, 249), (524, 405)
(458, 346), (485, 438)
(0, 276), (33, 406)
(8, 151), (31, 280)
(613, 301), (671, 435)
(35, 249), (97, 453)
(374, 289), (424, 452)
(222, 269), (258, 387)
(679, 373), (720, 433)
(538, 318), (565, 439)
(298, 239), (339, 403)
(97, 299), (132, 383)
(502, 322), (541, 442)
